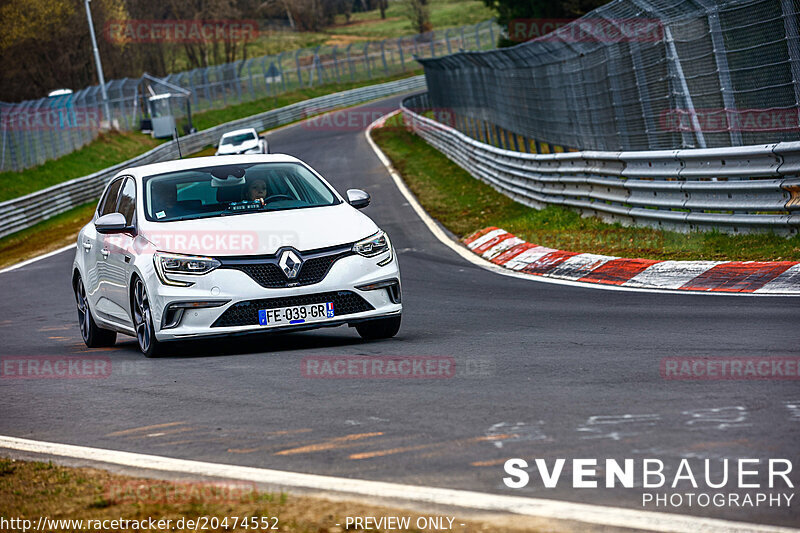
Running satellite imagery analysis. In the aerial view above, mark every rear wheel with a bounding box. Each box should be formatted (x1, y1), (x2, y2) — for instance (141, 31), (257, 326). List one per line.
(74, 275), (116, 348)
(355, 315), (401, 340)
(132, 277), (162, 358)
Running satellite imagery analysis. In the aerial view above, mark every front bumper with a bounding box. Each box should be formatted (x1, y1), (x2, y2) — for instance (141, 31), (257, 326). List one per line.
(148, 253), (401, 341)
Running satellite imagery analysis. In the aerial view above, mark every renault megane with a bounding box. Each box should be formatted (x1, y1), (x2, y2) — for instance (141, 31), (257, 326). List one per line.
(72, 155), (401, 357)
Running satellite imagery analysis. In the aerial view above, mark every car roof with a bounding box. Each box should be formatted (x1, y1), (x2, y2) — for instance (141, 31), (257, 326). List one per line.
(220, 128), (257, 137)
(119, 154), (304, 179)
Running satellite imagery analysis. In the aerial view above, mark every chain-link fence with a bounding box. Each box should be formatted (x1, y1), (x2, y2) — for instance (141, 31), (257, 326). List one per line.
(0, 20), (498, 173)
(418, 0), (800, 153)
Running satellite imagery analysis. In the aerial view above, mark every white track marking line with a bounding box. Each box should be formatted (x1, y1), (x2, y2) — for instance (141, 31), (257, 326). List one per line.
(364, 111), (796, 297)
(0, 436), (797, 533)
(0, 244), (76, 275)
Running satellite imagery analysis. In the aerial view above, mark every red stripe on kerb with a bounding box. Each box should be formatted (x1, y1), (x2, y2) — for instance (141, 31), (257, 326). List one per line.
(463, 227), (499, 246)
(680, 262), (796, 292)
(472, 233), (514, 255)
(492, 242), (539, 265)
(522, 250), (579, 275)
(578, 258), (660, 285)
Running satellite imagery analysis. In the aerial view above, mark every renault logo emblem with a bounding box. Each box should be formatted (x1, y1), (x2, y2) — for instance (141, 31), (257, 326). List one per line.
(278, 249), (302, 279)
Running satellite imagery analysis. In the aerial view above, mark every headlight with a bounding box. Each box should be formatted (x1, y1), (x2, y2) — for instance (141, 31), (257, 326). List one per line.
(154, 252), (221, 286)
(353, 231), (393, 266)
(243, 147), (261, 154)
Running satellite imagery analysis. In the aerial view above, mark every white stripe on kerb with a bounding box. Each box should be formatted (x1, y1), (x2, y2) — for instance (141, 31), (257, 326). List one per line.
(545, 253), (616, 281)
(466, 229), (507, 250)
(623, 261), (721, 289)
(503, 246), (557, 271)
(482, 237), (524, 260)
(756, 263), (800, 294)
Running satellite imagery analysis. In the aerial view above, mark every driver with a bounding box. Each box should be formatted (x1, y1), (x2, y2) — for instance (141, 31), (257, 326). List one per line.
(245, 178), (267, 204)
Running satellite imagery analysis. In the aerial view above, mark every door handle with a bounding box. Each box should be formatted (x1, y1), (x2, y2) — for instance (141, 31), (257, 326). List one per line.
(83, 241), (92, 251)
(101, 249), (110, 259)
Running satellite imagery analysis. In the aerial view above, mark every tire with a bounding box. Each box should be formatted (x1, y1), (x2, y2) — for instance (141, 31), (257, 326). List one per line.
(355, 315), (401, 340)
(132, 277), (163, 358)
(74, 275), (116, 348)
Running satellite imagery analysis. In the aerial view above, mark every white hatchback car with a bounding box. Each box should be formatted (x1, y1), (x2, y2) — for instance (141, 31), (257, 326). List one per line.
(72, 155), (401, 357)
(215, 128), (268, 155)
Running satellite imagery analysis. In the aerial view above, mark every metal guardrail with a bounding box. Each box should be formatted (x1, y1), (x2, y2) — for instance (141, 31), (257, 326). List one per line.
(401, 93), (800, 235)
(417, 1), (800, 152)
(0, 76), (426, 240)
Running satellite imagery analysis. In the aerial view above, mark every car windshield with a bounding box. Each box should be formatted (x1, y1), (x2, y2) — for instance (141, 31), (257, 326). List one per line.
(142, 162), (340, 222)
(221, 132), (256, 145)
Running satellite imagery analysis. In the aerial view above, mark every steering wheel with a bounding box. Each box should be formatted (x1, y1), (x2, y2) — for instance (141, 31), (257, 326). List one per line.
(264, 194), (293, 203)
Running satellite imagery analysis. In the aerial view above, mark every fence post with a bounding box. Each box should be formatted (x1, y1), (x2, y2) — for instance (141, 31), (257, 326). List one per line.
(277, 52), (288, 93)
(703, 4), (742, 146)
(295, 49), (304, 87)
(332, 46), (341, 83)
(364, 42), (372, 79)
(665, 25), (706, 148)
(397, 39), (406, 72)
(346, 44), (355, 81)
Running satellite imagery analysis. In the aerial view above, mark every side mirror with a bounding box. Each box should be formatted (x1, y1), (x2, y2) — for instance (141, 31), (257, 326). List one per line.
(95, 212), (134, 234)
(346, 189), (370, 209)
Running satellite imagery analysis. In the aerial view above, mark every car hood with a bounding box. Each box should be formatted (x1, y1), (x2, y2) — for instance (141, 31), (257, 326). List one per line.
(217, 139), (259, 155)
(138, 203), (379, 257)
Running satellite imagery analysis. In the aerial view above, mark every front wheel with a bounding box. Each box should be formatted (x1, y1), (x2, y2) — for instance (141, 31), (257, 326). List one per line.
(74, 275), (116, 348)
(355, 315), (401, 340)
(132, 277), (162, 358)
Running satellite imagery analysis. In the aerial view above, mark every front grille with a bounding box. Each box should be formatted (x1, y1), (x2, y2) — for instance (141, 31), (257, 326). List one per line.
(211, 291), (374, 328)
(219, 246), (353, 288)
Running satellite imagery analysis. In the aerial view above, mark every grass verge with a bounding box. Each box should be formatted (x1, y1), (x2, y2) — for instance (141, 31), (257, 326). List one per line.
(191, 70), (421, 131)
(0, 133), (162, 203)
(0, 71), (422, 268)
(0, 458), (540, 533)
(0, 202), (95, 270)
(328, 0), (493, 39)
(371, 117), (800, 261)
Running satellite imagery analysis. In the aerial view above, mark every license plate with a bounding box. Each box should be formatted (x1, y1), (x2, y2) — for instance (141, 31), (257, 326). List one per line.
(258, 302), (334, 326)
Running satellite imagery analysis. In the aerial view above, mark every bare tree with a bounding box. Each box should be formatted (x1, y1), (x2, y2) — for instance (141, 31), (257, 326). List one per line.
(404, 0), (431, 34)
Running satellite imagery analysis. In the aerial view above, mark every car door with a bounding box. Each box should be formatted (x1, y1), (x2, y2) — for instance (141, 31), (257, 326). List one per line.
(84, 177), (124, 316)
(101, 176), (137, 325)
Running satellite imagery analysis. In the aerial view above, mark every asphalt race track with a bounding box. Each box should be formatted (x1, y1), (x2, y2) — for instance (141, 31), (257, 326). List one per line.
(1, 94), (799, 528)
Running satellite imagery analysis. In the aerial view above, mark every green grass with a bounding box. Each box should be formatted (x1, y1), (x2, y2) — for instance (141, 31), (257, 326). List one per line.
(1, 70), (422, 203)
(371, 116), (800, 261)
(0, 202), (96, 270)
(328, 0), (494, 39)
(0, 70), (422, 267)
(0, 458), (524, 533)
(0, 133), (162, 203)
(191, 69), (421, 131)
(120, 1), (491, 79)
